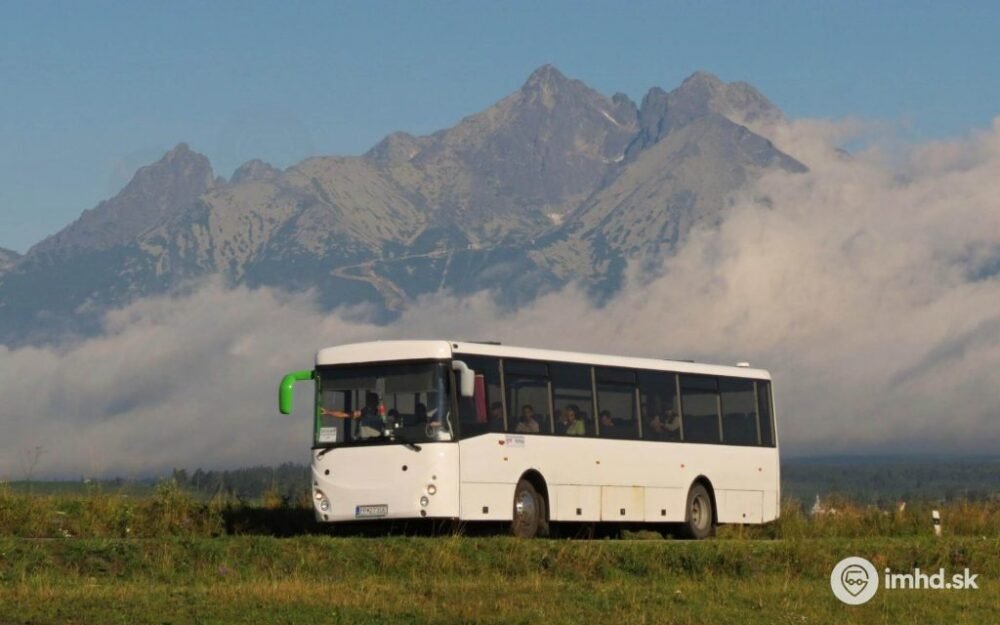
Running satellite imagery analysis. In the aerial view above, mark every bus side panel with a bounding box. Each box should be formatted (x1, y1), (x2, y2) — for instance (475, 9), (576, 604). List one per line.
(643, 487), (685, 522)
(458, 434), (534, 522)
(460, 482), (515, 521)
(457, 435), (779, 525)
(553, 485), (601, 522)
(458, 434), (532, 485)
(601, 486), (644, 522)
(716, 490), (763, 524)
(763, 489), (779, 522)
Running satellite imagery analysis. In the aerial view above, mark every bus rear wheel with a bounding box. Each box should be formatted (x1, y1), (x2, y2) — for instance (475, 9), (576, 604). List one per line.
(681, 483), (715, 540)
(511, 479), (548, 538)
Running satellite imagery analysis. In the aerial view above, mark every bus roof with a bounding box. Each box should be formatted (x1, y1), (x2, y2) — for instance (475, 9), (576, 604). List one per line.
(316, 340), (771, 380)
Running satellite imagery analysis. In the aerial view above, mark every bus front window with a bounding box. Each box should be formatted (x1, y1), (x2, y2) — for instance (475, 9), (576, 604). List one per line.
(315, 362), (453, 446)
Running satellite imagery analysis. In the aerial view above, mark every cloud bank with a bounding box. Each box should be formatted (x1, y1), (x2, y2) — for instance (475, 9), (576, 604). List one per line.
(2, 118), (999, 477)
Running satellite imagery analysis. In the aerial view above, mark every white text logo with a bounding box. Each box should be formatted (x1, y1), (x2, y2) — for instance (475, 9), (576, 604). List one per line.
(832, 557), (980, 605)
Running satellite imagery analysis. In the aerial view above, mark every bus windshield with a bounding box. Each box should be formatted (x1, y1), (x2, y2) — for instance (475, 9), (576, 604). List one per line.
(315, 361), (453, 446)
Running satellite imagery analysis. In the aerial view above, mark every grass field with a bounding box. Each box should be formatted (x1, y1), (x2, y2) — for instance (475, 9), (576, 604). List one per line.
(1, 484), (997, 624)
(1, 535), (996, 624)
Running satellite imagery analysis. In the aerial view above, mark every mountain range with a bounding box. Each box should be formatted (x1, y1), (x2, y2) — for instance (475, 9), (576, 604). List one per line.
(0, 66), (806, 345)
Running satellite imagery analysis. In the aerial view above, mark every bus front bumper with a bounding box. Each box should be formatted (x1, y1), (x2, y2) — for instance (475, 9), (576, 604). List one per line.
(311, 442), (460, 522)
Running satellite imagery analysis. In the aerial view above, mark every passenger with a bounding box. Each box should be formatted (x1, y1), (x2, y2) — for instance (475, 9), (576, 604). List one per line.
(597, 409), (616, 437)
(648, 409), (681, 440)
(515, 404), (541, 434)
(664, 409), (681, 436)
(488, 401), (505, 431)
(562, 404), (585, 436)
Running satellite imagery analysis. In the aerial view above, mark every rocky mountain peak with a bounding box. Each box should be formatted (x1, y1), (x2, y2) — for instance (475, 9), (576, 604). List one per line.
(163, 142), (194, 160)
(662, 70), (728, 127)
(669, 70), (781, 126)
(714, 80), (783, 125)
(677, 70), (725, 91)
(230, 159), (280, 184)
(517, 64), (608, 112)
(364, 132), (430, 166)
(400, 65), (641, 235)
(522, 64), (569, 89)
(28, 143), (216, 257)
(625, 71), (785, 160)
(0, 246), (21, 274)
(626, 87), (671, 155)
(125, 143), (215, 194)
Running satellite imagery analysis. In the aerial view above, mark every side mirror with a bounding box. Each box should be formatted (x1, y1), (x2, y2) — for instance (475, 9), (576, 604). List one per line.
(451, 360), (475, 398)
(279, 370), (314, 414)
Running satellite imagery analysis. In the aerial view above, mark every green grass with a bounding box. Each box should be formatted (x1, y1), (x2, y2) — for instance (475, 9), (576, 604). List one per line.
(0, 535), (996, 624)
(1, 484), (998, 623)
(5, 481), (1000, 539)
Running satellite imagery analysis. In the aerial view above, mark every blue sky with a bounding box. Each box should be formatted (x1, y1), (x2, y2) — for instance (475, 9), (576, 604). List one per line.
(1, 0), (998, 252)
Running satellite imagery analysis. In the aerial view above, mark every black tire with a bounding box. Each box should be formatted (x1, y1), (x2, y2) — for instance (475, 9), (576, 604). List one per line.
(511, 478), (548, 538)
(680, 483), (715, 540)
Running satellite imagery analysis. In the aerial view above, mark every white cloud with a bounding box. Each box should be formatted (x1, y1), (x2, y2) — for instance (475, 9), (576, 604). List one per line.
(2, 117), (999, 477)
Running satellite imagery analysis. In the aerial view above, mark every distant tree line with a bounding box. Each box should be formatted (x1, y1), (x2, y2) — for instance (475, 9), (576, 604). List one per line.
(781, 458), (1000, 504)
(170, 463), (310, 501)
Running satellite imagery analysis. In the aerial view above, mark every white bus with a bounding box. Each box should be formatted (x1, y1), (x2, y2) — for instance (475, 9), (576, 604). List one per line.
(279, 340), (779, 538)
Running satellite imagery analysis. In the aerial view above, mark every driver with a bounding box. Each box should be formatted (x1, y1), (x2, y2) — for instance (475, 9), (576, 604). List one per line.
(421, 402), (452, 441)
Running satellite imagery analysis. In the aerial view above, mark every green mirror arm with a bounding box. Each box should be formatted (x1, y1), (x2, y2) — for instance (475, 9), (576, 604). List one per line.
(279, 370), (314, 414)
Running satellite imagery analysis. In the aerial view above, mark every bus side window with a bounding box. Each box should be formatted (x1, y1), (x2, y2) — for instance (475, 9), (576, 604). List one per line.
(505, 377), (550, 434)
(719, 377), (758, 445)
(757, 381), (775, 447)
(596, 368), (639, 440)
(596, 384), (638, 439)
(550, 363), (593, 437)
(455, 356), (503, 436)
(504, 360), (550, 435)
(638, 371), (680, 442)
(680, 375), (721, 443)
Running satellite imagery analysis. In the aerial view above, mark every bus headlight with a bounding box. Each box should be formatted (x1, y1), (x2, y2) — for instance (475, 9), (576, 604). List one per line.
(427, 484), (437, 496)
(420, 496), (429, 508)
(314, 490), (330, 512)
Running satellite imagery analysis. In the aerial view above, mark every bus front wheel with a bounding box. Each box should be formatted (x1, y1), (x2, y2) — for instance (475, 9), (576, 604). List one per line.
(511, 479), (548, 538)
(681, 483), (715, 540)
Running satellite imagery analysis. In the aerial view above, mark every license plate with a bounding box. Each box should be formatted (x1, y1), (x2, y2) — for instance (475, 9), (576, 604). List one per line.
(355, 504), (388, 518)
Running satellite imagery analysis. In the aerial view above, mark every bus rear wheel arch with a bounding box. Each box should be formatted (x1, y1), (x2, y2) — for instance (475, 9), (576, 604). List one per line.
(511, 473), (550, 538)
(680, 479), (716, 540)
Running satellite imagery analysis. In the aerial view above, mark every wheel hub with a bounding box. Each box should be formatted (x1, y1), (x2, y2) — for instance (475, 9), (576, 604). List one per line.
(515, 491), (537, 526)
(691, 495), (707, 529)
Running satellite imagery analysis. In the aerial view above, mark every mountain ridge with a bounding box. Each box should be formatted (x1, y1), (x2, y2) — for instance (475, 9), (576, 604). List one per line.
(0, 247), (20, 275)
(0, 66), (806, 345)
